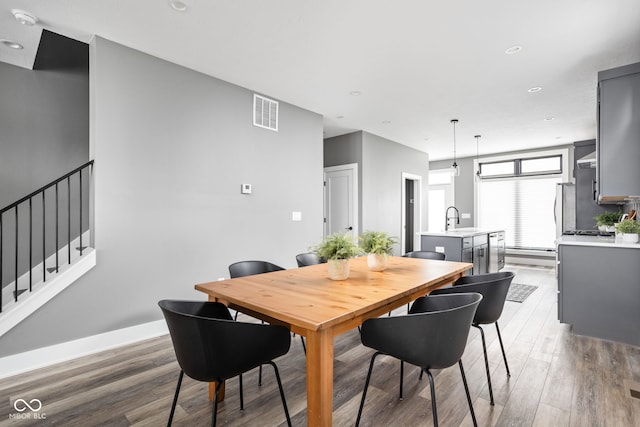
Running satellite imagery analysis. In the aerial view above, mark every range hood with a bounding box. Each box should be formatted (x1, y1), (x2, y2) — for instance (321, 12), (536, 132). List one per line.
(576, 151), (596, 169)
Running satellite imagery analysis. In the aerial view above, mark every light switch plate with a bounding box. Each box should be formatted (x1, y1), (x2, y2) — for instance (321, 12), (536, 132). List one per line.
(435, 246), (445, 253)
(292, 211), (302, 221)
(241, 183), (252, 194)
(462, 213), (471, 219)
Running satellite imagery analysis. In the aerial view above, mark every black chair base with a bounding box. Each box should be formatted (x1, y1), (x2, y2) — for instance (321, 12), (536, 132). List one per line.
(167, 362), (291, 427)
(357, 353), (477, 427)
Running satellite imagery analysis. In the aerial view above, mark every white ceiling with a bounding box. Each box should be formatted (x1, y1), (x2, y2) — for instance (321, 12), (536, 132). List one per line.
(2, 0), (640, 160)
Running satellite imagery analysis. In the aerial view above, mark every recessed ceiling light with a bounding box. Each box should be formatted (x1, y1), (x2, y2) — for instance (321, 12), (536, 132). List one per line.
(382, 120), (391, 124)
(169, 1), (188, 12)
(349, 91), (361, 96)
(528, 87), (542, 93)
(336, 115), (344, 119)
(1, 39), (24, 49)
(505, 45), (522, 55)
(11, 9), (38, 26)
(544, 117), (555, 121)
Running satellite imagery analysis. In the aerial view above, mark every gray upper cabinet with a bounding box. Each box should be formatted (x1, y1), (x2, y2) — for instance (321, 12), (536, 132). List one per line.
(596, 62), (640, 202)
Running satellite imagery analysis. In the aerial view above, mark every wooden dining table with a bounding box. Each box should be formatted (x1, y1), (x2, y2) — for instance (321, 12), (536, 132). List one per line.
(195, 255), (472, 427)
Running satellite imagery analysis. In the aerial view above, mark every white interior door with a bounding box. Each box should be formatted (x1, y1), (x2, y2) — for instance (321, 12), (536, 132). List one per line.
(324, 164), (358, 240)
(401, 172), (423, 254)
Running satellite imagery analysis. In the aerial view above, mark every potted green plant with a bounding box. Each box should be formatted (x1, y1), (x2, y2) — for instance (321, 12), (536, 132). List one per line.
(313, 233), (362, 280)
(616, 219), (640, 243)
(360, 230), (398, 271)
(594, 210), (622, 232)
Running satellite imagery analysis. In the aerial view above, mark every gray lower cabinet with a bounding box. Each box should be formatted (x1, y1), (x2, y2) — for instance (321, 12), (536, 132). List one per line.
(557, 244), (640, 346)
(420, 233), (492, 274)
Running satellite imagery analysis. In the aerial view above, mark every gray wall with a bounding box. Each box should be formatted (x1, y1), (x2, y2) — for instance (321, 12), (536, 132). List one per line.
(361, 132), (429, 253)
(324, 131), (429, 255)
(0, 48), (89, 207)
(0, 37), (324, 357)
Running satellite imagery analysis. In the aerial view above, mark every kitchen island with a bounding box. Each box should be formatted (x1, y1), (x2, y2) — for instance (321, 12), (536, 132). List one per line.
(420, 228), (505, 274)
(556, 234), (640, 346)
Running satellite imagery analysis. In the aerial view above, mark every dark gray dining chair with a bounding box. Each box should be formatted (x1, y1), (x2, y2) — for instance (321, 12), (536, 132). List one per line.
(430, 271), (515, 405)
(228, 260), (297, 381)
(393, 250), (446, 315)
(295, 252), (325, 267)
(403, 250), (446, 260)
(158, 299), (292, 427)
(356, 293), (482, 427)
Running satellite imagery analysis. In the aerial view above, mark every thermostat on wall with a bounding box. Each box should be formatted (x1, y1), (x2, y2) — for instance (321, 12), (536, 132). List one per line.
(241, 184), (252, 194)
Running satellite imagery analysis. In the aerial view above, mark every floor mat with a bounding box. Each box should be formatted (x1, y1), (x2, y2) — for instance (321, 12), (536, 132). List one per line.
(506, 283), (538, 303)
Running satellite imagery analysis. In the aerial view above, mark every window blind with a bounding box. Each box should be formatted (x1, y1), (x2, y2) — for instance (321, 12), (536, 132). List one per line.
(477, 176), (561, 250)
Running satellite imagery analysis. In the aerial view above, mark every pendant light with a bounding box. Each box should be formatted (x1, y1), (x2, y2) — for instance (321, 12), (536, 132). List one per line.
(474, 134), (481, 181)
(450, 119), (460, 177)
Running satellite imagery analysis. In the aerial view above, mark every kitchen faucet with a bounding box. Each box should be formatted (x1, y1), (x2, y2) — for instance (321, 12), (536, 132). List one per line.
(445, 206), (460, 231)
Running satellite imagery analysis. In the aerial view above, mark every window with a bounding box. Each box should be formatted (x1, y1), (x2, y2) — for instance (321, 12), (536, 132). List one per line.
(479, 155), (562, 178)
(476, 152), (566, 250)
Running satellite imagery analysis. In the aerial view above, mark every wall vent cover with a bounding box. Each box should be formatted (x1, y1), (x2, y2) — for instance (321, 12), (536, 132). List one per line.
(253, 94), (279, 131)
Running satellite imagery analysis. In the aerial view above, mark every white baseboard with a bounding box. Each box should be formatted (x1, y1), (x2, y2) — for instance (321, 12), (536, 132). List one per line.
(0, 319), (168, 380)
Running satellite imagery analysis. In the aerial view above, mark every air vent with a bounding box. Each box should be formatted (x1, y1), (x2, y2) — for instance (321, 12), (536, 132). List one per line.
(253, 94), (278, 131)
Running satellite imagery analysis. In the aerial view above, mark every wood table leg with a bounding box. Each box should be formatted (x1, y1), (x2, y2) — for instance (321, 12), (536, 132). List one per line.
(306, 329), (334, 427)
(209, 382), (225, 401)
(208, 295), (225, 402)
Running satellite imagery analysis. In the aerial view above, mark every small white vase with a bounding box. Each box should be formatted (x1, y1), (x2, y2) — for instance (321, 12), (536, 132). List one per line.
(367, 253), (388, 271)
(328, 259), (350, 280)
(621, 233), (639, 243)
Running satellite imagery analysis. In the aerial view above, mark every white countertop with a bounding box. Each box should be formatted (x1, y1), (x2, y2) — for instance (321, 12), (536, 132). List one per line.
(556, 234), (640, 249)
(419, 228), (504, 238)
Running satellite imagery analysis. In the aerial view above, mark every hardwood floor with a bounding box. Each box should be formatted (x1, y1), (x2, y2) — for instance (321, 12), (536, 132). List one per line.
(1, 264), (639, 426)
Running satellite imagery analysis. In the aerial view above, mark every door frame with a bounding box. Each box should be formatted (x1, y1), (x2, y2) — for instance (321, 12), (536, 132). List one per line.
(323, 163), (359, 239)
(401, 172), (423, 254)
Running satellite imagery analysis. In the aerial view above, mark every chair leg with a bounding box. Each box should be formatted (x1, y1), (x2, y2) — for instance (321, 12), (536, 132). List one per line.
(425, 369), (438, 427)
(258, 365), (262, 386)
(268, 361), (292, 427)
(356, 351), (381, 427)
(474, 324), (494, 405)
(495, 321), (510, 377)
(399, 360), (404, 400)
(239, 374), (244, 411)
(212, 381), (223, 427)
(167, 370), (183, 427)
(458, 360), (478, 427)
(300, 335), (306, 354)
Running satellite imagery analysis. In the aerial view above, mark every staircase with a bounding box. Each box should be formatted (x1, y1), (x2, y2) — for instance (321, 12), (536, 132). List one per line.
(0, 161), (95, 337)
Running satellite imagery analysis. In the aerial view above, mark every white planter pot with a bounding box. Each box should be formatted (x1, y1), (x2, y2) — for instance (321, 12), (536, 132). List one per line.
(327, 259), (350, 280)
(367, 253), (388, 271)
(621, 233), (639, 243)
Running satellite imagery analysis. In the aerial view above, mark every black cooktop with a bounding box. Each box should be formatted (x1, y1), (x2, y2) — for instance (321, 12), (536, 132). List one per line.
(562, 230), (615, 237)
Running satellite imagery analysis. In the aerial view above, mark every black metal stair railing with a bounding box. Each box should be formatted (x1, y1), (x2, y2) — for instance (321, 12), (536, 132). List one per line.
(0, 160), (94, 313)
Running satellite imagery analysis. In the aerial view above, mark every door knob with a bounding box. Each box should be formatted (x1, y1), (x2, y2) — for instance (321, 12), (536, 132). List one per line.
(345, 226), (353, 231)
